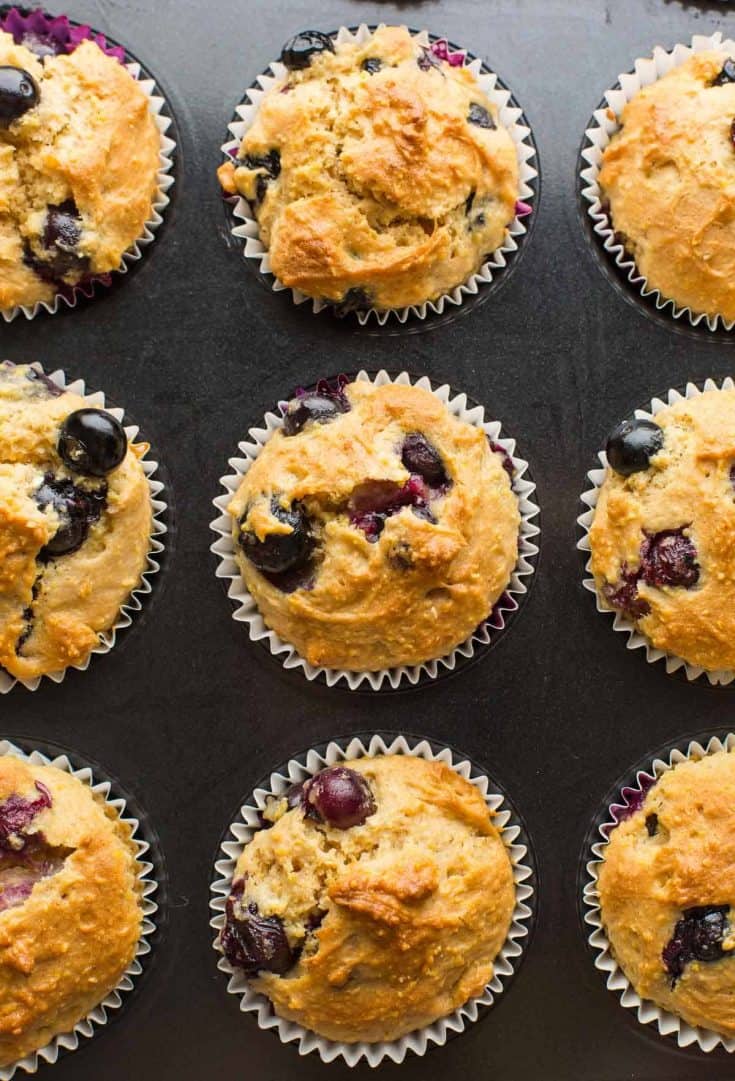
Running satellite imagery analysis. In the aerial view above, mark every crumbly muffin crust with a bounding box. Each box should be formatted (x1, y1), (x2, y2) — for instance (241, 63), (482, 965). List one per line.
(224, 755), (516, 1043)
(589, 388), (735, 672)
(0, 33), (160, 311)
(599, 52), (735, 322)
(598, 749), (735, 1037)
(228, 380), (520, 671)
(0, 754), (143, 1066)
(219, 26), (520, 311)
(0, 362), (152, 680)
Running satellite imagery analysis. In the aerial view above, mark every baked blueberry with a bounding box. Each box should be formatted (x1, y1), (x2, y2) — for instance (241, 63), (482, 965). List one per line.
(222, 882), (294, 975)
(280, 31), (335, 71)
(663, 905), (730, 984)
(24, 366), (63, 398)
(606, 418), (664, 477)
(401, 432), (448, 487)
(0, 66), (39, 127)
(0, 782), (51, 849)
(361, 58), (383, 74)
(302, 766), (376, 829)
(467, 102), (495, 129)
(58, 409), (128, 478)
(602, 566), (651, 620)
(334, 287), (372, 315)
(712, 58), (735, 86)
(349, 476), (432, 541)
(417, 48), (441, 72)
(282, 393), (347, 436)
(239, 498), (312, 575)
(488, 439), (515, 479)
(34, 476), (107, 558)
(240, 150), (281, 204)
(27, 201), (90, 282)
(639, 528), (699, 589)
(645, 812), (658, 837)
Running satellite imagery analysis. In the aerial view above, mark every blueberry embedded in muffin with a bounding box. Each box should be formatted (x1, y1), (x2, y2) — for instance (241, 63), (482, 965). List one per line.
(218, 754), (516, 1043)
(596, 748), (735, 1037)
(228, 379), (520, 671)
(218, 25), (521, 312)
(587, 388), (735, 671)
(0, 362), (153, 681)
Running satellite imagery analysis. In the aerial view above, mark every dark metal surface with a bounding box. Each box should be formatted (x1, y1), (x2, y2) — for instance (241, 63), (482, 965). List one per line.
(3, 1), (735, 1079)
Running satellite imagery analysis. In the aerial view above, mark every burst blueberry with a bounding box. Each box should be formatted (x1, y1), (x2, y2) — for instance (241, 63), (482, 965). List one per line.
(58, 408), (127, 477)
(401, 432), (448, 487)
(302, 766), (376, 829)
(221, 881), (294, 975)
(239, 498), (312, 575)
(639, 528), (699, 589)
(663, 905), (730, 984)
(606, 418), (664, 477)
(34, 476), (107, 558)
(280, 31), (334, 70)
(0, 66), (39, 127)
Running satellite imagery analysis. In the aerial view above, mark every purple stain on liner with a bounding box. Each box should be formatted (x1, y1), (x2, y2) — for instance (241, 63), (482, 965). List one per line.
(602, 772), (657, 836)
(429, 39), (466, 67)
(488, 438), (515, 480)
(515, 200), (533, 218)
(0, 8), (126, 64)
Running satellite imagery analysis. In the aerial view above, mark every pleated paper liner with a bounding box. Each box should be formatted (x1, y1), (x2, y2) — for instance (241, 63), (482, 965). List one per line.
(0, 363), (168, 693)
(210, 732), (536, 1067)
(0, 737), (162, 1078)
(210, 369), (540, 691)
(220, 23), (538, 328)
(0, 6), (176, 323)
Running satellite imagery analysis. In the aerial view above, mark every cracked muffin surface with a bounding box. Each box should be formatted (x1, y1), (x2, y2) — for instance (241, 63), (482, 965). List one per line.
(220, 754), (516, 1043)
(589, 388), (735, 672)
(218, 25), (520, 311)
(599, 51), (735, 322)
(0, 362), (152, 681)
(0, 32), (160, 311)
(0, 754), (143, 1066)
(228, 379), (520, 671)
(598, 749), (735, 1037)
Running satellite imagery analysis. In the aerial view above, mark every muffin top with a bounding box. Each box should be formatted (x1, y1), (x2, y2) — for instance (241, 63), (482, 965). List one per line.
(0, 362), (152, 681)
(599, 51), (735, 322)
(598, 749), (735, 1037)
(0, 32), (160, 311)
(228, 379), (520, 671)
(588, 388), (735, 672)
(0, 754), (143, 1066)
(220, 754), (516, 1043)
(218, 26), (520, 311)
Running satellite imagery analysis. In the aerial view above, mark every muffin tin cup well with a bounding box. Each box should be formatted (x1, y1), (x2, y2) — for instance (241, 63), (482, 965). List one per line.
(210, 368), (540, 692)
(582, 731), (735, 1055)
(0, 6), (176, 324)
(210, 732), (535, 1068)
(577, 375), (735, 688)
(220, 23), (538, 328)
(0, 363), (168, 694)
(580, 31), (735, 336)
(0, 737), (160, 1079)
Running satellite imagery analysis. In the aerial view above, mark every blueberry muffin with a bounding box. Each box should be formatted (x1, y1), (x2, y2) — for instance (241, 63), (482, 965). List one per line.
(588, 388), (735, 672)
(0, 753), (143, 1065)
(598, 52), (735, 322)
(0, 362), (152, 681)
(219, 754), (515, 1043)
(597, 748), (735, 1037)
(228, 379), (520, 671)
(0, 30), (160, 312)
(218, 26), (520, 312)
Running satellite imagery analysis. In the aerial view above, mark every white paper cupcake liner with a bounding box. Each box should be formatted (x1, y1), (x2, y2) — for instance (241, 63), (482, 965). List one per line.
(0, 737), (159, 1077)
(210, 732), (535, 1067)
(0, 363), (168, 694)
(580, 32), (735, 333)
(577, 376), (735, 687)
(583, 731), (735, 1054)
(0, 33), (176, 323)
(221, 23), (538, 326)
(210, 368), (539, 691)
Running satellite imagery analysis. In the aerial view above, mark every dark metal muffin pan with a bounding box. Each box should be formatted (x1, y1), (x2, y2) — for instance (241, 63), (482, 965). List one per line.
(4, 1), (735, 1079)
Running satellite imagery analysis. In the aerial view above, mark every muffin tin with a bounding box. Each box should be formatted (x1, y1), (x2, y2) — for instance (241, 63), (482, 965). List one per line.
(5, 0), (735, 1079)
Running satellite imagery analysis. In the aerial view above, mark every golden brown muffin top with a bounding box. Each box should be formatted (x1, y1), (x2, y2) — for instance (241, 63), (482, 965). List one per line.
(221, 754), (516, 1043)
(0, 754), (143, 1066)
(599, 51), (735, 323)
(598, 748), (735, 1037)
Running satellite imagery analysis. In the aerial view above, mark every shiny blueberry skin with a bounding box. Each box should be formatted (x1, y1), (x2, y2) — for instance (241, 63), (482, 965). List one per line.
(663, 905), (730, 985)
(58, 409), (128, 477)
(467, 102), (495, 129)
(0, 66), (39, 127)
(606, 418), (664, 477)
(361, 57), (383, 74)
(34, 475), (107, 558)
(282, 394), (345, 436)
(221, 883), (294, 976)
(280, 31), (334, 70)
(401, 432), (448, 487)
(639, 528), (699, 589)
(713, 58), (735, 85)
(239, 498), (312, 576)
(303, 766), (376, 829)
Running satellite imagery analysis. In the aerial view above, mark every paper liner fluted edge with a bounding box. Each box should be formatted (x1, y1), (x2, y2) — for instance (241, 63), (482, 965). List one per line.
(210, 368), (540, 691)
(0, 364), (168, 693)
(0, 737), (158, 1077)
(577, 376), (735, 687)
(583, 731), (735, 1053)
(221, 23), (538, 326)
(0, 22), (176, 323)
(580, 32), (735, 333)
(210, 733), (534, 1067)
